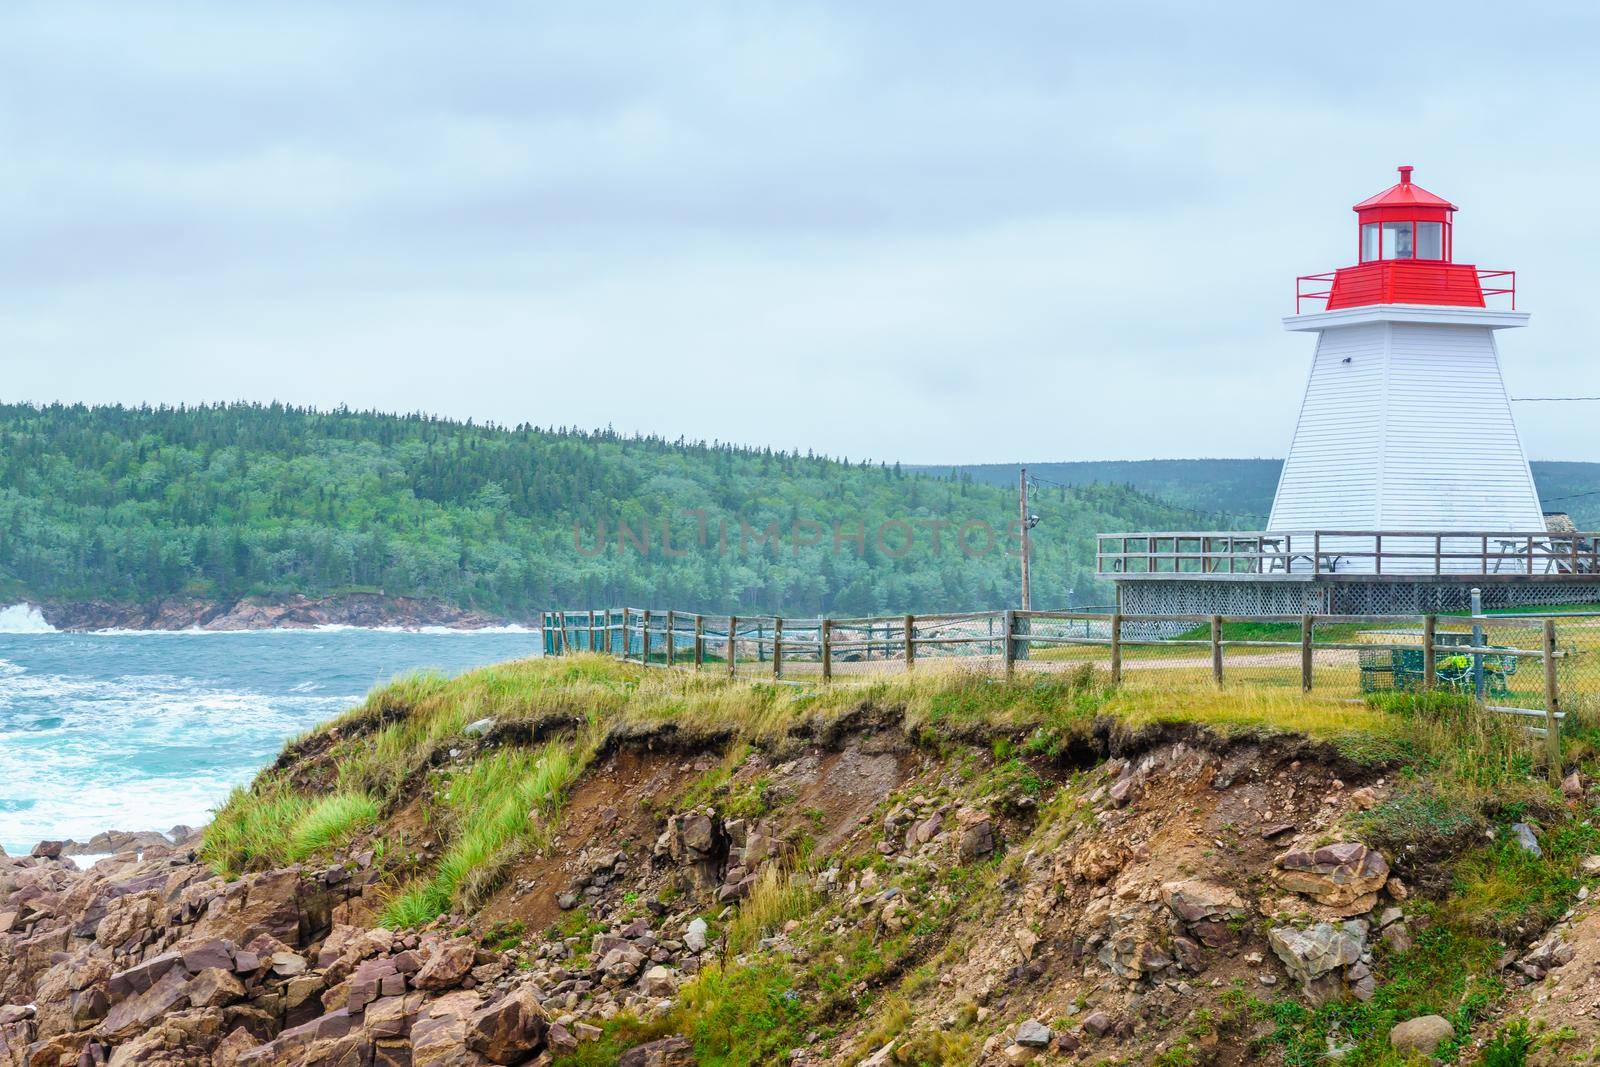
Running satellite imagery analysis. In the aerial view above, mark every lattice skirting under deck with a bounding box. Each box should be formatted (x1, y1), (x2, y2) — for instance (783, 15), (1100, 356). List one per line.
(1117, 580), (1600, 617)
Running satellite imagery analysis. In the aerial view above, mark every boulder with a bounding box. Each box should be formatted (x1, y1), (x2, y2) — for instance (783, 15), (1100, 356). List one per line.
(465, 984), (548, 1064)
(1273, 842), (1389, 912)
(597, 944), (648, 983)
(1081, 1011), (1114, 1038)
(1014, 1019), (1053, 1048)
(1389, 1015), (1454, 1058)
(617, 1034), (695, 1067)
(638, 965), (680, 998)
(684, 918), (709, 954)
(411, 989), (483, 1066)
(187, 967), (246, 1010)
(414, 938), (477, 991)
(1268, 921), (1367, 1001)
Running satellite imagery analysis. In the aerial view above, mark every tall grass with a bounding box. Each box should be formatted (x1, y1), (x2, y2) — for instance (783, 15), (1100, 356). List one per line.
(203, 785), (380, 877)
(383, 743), (586, 927)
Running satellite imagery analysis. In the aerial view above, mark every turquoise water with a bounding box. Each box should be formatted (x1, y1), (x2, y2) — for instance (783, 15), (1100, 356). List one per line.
(0, 620), (538, 854)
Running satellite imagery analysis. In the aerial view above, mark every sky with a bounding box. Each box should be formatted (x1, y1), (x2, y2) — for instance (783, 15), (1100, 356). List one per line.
(2, 2), (1596, 464)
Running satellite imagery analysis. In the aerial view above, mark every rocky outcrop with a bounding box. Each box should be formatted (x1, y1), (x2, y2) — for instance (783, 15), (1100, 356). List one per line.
(1273, 841), (1390, 915)
(38, 593), (514, 632)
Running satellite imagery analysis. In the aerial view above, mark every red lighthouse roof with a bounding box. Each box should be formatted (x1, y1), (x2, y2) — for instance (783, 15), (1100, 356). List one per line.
(1352, 165), (1457, 213)
(1294, 165), (1514, 313)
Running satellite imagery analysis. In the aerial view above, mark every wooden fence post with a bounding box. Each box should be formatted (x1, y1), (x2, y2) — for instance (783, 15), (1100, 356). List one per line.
(1003, 609), (1017, 678)
(1422, 614), (1437, 689)
(1545, 619), (1562, 783)
(821, 618), (833, 681)
(694, 615), (705, 670)
(1110, 612), (1122, 686)
(587, 609), (596, 652)
(1211, 615), (1224, 686)
(904, 614), (915, 672)
(772, 617), (784, 679)
(727, 615), (738, 678)
(1301, 614), (1314, 692)
(665, 610), (676, 668)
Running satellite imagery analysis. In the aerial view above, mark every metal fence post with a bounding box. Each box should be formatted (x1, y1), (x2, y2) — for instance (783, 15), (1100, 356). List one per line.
(727, 615), (738, 678)
(1211, 615), (1224, 686)
(1545, 619), (1562, 783)
(772, 617), (784, 679)
(821, 618), (833, 681)
(904, 614), (915, 671)
(1301, 613), (1313, 692)
(1003, 609), (1017, 678)
(1422, 614), (1436, 689)
(694, 615), (704, 669)
(1110, 611), (1122, 686)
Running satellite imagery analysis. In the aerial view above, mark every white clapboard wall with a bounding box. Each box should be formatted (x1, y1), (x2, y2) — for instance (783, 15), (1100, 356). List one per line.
(1268, 315), (1544, 572)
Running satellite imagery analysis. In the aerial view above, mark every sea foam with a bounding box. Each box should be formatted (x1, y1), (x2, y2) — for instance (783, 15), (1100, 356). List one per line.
(0, 604), (56, 634)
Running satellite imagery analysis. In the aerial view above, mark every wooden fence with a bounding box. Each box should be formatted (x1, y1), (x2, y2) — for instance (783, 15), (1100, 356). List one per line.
(543, 606), (1598, 779)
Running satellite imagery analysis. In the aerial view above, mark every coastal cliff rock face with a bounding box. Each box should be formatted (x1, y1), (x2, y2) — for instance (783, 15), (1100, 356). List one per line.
(4, 703), (1593, 1065)
(37, 593), (514, 632)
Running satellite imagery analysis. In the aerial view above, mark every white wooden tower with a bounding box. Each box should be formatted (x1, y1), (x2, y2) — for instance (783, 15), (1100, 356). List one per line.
(1270, 167), (1543, 570)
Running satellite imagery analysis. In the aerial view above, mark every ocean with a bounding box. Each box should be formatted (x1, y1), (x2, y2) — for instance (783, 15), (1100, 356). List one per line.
(0, 604), (538, 855)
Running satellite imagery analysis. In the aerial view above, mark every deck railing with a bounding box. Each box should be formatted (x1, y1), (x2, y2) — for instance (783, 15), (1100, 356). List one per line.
(1096, 530), (1600, 580)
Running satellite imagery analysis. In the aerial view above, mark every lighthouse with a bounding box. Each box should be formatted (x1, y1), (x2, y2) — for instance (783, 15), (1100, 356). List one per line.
(1272, 166), (1544, 554)
(1098, 166), (1598, 615)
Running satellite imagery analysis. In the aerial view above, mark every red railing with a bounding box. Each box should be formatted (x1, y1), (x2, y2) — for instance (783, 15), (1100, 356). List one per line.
(1294, 268), (1515, 314)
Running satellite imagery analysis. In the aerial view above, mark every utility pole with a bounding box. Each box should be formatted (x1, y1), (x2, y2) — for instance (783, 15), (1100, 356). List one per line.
(1019, 467), (1032, 609)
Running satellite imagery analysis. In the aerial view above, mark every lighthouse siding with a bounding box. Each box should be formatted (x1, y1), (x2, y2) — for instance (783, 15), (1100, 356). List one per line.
(1268, 322), (1386, 530)
(1268, 319), (1545, 575)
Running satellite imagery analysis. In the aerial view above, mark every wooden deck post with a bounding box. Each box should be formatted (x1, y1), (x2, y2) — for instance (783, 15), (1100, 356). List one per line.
(727, 615), (738, 678)
(821, 618), (833, 681)
(665, 610), (676, 668)
(1211, 615), (1224, 686)
(1300, 613), (1313, 692)
(772, 617), (784, 679)
(1422, 615), (1437, 689)
(1003, 609), (1017, 678)
(1110, 612), (1122, 685)
(694, 615), (704, 669)
(903, 614), (915, 671)
(1545, 619), (1562, 783)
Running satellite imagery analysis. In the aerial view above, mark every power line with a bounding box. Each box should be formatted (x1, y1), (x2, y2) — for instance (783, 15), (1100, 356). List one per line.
(1511, 396), (1600, 402)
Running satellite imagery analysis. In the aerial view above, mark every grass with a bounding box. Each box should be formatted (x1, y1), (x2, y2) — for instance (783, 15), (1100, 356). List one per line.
(202, 785), (379, 877)
(382, 743), (587, 926)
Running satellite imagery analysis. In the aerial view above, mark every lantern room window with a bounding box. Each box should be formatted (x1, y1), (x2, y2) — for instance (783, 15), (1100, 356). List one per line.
(1382, 221), (1414, 259)
(1361, 223), (1380, 262)
(1417, 222), (1444, 259)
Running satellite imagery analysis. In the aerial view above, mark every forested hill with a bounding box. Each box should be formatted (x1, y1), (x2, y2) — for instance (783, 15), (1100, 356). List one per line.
(918, 458), (1600, 527)
(0, 403), (1199, 619)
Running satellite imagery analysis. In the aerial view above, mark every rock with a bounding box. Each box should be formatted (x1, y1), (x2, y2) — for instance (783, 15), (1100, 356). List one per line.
(684, 918), (709, 954)
(1389, 1015), (1454, 1058)
(1261, 822), (1297, 840)
(679, 814), (717, 854)
(1081, 1011), (1114, 1038)
(858, 1041), (896, 1067)
(556, 892), (580, 910)
(414, 938), (478, 991)
(464, 717), (495, 736)
(1563, 771), (1584, 797)
(1268, 921), (1367, 994)
(1381, 923), (1413, 954)
(411, 989), (483, 1066)
(30, 840), (65, 859)
(617, 1035), (694, 1067)
(638, 965), (680, 998)
(1002, 1044), (1036, 1065)
(958, 816), (996, 862)
(1162, 879), (1247, 924)
(1274, 842), (1389, 911)
(1014, 1019), (1053, 1048)
(597, 943), (648, 983)
(546, 1022), (578, 1054)
(1014, 929), (1039, 961)
(181, 939), (237, 974)
(466, 984), (548, 1064)
(1582, 855), (1600, 875)
(269, 950), (308, 977)
(1511, 823), (1542, 858)
(187, 967), (246, 1009)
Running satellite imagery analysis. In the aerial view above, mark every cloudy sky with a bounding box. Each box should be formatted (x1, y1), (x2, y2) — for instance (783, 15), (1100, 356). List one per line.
(3, 2), (1596, 463)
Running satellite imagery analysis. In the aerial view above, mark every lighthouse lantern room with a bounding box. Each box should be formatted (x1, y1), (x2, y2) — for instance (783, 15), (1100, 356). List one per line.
(1098, 166), (1599, 616)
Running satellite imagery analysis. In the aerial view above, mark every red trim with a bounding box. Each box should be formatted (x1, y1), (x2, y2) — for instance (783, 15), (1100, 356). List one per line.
(1296, 265), (1514, 313)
